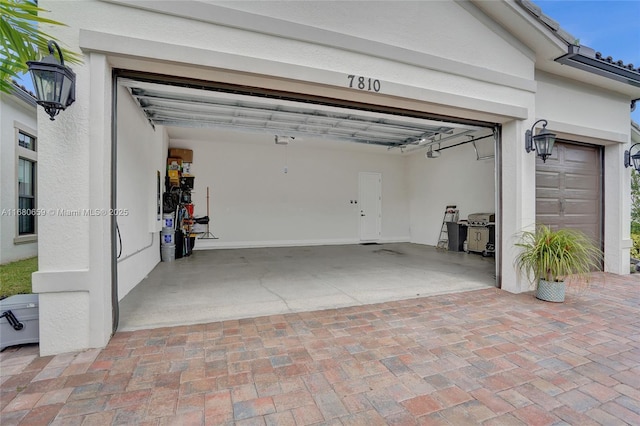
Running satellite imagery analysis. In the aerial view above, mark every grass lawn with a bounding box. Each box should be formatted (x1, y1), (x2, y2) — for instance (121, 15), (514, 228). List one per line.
(0, 257), (37, 300)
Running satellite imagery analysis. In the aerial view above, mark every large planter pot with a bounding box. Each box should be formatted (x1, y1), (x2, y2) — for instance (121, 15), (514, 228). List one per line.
(536, 279), (565, 302)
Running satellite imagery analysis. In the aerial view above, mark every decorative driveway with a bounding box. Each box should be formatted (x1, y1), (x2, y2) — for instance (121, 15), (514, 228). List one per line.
(1, 273), (639, 425)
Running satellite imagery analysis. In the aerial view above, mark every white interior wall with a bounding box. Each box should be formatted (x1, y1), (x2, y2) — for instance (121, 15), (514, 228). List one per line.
(0, 94), (37, 264)
(169, 128), (495, 249)
(407, 141), (496, 246)
(116, 85), (164, 299)
(170, 130), (410, 248)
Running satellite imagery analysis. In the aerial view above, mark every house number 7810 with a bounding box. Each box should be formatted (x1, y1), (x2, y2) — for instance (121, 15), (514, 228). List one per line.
(347, 75), (381, 92)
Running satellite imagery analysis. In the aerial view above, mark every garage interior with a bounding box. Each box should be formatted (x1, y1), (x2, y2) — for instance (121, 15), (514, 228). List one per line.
(114, 76), (498, 331)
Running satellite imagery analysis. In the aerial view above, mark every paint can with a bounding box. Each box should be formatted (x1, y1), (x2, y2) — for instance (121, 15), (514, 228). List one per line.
(161, 228), (175, 245)
(163, 213), (175, 229)
(160, 244), (175, 262)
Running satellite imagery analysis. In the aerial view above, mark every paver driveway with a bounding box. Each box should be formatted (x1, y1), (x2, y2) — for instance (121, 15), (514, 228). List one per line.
(1, 273), (639, 425)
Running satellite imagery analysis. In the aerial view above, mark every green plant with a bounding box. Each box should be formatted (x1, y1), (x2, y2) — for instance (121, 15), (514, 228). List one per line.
(1, 0), (81, 95)
(632, 169), (640, 227)
(0, 257), (37, 299)
(631, 233), (640, 259)
(515, 225), (601, 284)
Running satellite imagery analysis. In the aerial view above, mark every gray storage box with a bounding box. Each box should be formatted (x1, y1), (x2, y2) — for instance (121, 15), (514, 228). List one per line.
(0, 294), (39, 351)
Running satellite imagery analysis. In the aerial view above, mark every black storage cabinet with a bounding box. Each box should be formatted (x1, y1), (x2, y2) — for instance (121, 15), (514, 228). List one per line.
(446, 222), (467, 252)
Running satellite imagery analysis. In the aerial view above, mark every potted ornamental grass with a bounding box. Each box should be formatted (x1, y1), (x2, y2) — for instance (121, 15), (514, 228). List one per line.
(515, 225), (602, 302)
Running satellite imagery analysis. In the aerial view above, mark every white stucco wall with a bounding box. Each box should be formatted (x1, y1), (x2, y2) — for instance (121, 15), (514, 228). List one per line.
(536, 72), (630, 140)
(172, 130), (410, 248)
(407, 140), (496, 246)
(63, 0), (533, 122)
(214, 0), (535, 80)
(115, 85), (164, 299)
(0, 93), (38, 264)
(536, 72), (632, 275)
(32, 52), (114, 356)
(500, 118), (538, 293)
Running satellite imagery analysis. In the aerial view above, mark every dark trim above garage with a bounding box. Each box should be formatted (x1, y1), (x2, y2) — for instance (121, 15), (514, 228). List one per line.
(556, 45), (640, 88)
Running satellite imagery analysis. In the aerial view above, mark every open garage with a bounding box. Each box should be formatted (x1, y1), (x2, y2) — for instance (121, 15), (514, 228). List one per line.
(113, 76), (498, 330)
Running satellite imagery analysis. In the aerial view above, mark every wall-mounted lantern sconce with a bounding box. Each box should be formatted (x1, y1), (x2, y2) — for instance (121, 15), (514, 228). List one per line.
(525, 119), (556, 163)
(27, 40), (76, 121)
(624, 143), (640, 172)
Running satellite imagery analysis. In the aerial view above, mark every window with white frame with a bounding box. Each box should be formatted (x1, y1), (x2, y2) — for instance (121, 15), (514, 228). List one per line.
(16, 128), (37, 238)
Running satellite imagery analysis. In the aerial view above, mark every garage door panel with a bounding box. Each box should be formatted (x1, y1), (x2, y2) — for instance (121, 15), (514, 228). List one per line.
(564, 199), (598, 215)
(565, 173), (598, 191)
(537, 214), (560, 226)
(536, 171), (561, 189)
(564, 224), (600, 241)
(536, 198), (560, 215)
(564, 145), (599, 166)
(563, 189), (600, 200)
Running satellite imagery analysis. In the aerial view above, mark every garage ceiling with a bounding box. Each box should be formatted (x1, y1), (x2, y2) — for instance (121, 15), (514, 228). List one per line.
(120, 79), (485, 150)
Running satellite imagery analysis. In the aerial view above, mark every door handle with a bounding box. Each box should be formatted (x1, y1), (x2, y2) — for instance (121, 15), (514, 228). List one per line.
(360, 210), (365, 217)
(560, 199), (565, 213)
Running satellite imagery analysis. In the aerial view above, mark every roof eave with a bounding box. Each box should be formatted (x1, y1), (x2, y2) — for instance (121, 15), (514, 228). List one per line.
(7, 81), (38, 108)
(555, 44), (640, 89)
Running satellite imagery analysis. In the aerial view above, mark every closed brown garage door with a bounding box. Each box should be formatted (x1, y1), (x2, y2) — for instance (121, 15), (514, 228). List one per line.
(536, 141), (603, 248)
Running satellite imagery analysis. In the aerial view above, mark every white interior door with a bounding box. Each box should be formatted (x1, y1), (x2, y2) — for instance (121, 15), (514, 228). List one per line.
(359, 172), (382, 242)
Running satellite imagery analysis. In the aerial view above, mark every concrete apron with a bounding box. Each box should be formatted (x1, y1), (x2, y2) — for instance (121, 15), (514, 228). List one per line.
(118, 243), (496, 331)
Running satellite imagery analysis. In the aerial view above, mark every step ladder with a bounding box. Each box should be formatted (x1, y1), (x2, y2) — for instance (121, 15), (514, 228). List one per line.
(437, 205), (459, 249)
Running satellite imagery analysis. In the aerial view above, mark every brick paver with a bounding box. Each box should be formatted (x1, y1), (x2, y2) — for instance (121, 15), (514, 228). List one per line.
(1, 272), (638, 425)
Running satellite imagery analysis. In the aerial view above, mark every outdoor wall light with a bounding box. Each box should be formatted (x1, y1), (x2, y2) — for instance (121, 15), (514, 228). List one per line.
(525, 119), (556, 163)
(27, 40), (76, 121)
(624, 143), (640, 172)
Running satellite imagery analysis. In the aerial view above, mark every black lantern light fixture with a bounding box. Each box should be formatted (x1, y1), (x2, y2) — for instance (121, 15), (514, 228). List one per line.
(27, 40), (76, 121)
(525, 119), (556, 163)
(624, 143), (640, 172)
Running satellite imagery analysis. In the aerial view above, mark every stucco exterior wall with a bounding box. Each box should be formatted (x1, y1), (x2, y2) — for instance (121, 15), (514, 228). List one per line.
(32, 51), (114, 355)
(536, 72), (632, 275)
(0, 93), (38, 264)
(46, 0), (534, 122)
(213, 0), (535, 80)
(536, 72), (630, 142)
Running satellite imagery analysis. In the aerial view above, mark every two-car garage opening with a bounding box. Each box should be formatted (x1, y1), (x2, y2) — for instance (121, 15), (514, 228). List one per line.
(113, 72), (500, 331)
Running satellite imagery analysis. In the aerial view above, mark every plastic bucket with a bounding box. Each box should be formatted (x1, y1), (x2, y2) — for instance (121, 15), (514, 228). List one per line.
(161, 244), (175, 262)
(161, 228), (175, 245)
(163, 213), (175, 229)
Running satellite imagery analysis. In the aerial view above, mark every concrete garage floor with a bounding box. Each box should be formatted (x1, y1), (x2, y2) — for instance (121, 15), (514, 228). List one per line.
(118, 243), (496, 331)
